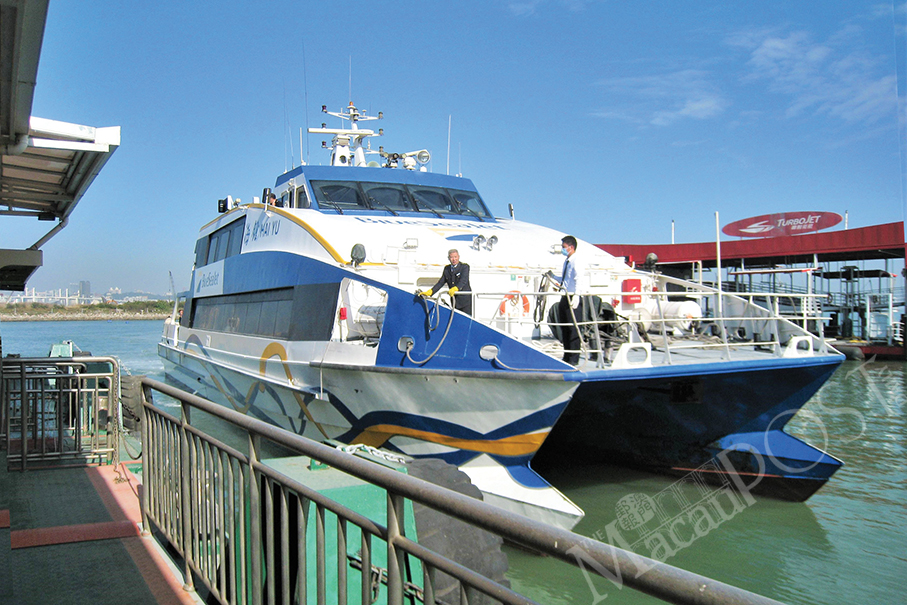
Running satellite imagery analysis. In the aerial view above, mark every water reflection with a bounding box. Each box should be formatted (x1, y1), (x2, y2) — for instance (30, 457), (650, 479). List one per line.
(523, 361), (906, 605)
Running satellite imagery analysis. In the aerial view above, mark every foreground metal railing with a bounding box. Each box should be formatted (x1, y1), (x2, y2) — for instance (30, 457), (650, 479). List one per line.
(139, 376), (785, 605)
(1, 356), (120, 470)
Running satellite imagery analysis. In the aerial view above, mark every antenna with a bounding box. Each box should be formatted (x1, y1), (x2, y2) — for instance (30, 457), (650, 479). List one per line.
(349, 56), (352, 104)
(302, 38), (310, 165)
(447, 115), (451, 175)
(283, 85), (294, 171)
(168, 271), (179, 323)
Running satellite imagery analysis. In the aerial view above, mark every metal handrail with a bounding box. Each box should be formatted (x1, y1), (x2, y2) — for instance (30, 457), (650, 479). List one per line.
(474, 285), (832, 367)
(1, 356), (120, 470)
(139, 376), (785, 605)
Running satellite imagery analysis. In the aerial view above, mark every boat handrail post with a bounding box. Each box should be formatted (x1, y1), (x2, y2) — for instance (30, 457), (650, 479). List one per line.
(714, 293), (731, 360)
(772, 296), (782, 356)
(712, 212), (734, 358)
(589, 302), (606, 368)
(653, 290), (673, 365)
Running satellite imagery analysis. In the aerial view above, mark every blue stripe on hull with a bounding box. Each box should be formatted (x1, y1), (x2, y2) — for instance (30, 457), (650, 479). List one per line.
(200, 250), (568, 373)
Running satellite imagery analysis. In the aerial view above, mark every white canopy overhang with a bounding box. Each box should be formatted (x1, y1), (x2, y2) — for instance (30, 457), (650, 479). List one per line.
(0, 0), (120, 290)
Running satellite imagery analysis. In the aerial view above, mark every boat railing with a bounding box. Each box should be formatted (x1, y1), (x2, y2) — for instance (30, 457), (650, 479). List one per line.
(471, 278), (833, 368)
(138, 376), (786, 605)
(1, 355), (121, 471)
(892, 317), (904, 344)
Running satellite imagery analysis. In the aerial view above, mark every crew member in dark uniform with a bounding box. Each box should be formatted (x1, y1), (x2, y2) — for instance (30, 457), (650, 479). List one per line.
(420, 249), (473, 315)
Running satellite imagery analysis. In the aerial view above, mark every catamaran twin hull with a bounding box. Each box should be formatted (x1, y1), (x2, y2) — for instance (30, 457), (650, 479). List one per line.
(160, 103), (843, 528)
(540, 355), (843, 502)
(159, 250), (587, 527)
(160, 233), (843, 530)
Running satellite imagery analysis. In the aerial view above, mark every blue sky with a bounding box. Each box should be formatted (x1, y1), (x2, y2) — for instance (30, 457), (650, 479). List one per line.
(3, 1), (904, 295)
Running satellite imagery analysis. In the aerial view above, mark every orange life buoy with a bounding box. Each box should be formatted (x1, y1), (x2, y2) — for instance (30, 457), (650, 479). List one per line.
(499, 291), (531, 316)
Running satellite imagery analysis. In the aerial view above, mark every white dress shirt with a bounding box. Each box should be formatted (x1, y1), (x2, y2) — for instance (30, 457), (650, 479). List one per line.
(561, 252), (586, 294)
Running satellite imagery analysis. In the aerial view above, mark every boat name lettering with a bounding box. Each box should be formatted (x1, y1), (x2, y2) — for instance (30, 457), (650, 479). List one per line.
(197, 270), (219, 291)
(776, 215), (822, 230)
(354, 217), (504, 230)
(245, 215), (281, 243)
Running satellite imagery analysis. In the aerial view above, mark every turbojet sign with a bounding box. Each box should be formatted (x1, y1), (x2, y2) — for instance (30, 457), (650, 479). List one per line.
(722, 211), (842, 238)
(194, 260), (224, 298)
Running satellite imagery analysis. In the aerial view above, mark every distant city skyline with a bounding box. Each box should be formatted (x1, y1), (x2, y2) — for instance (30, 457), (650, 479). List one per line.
(2, 281), (171, 303)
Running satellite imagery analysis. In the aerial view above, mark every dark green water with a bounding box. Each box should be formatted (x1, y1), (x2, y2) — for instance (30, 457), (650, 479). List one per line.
(3, 320), (904, 604)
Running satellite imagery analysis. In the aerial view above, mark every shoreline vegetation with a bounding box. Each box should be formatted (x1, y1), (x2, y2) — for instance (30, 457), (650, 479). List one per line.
(0, 301), (177, 322)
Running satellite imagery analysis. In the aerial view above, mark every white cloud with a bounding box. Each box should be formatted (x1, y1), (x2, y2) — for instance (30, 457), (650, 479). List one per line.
(507, 0), (593, 16)
(730, 26), (897, 125)
(596, 69), (729, 127)
(508, 0), (544, 16)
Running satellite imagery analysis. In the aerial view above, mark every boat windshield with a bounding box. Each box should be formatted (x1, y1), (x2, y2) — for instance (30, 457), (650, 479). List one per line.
(309, 180), (493, 218)
(311, 181), (368, 211)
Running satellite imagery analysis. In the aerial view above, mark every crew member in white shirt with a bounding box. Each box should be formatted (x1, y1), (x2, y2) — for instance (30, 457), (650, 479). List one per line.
(556, 235), (585, 365)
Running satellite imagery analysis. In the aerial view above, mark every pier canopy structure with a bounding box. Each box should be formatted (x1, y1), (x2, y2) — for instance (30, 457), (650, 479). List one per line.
(598, 221), (905, 270)
(0, 0), (120, 291)
(599, 221), (907, 355)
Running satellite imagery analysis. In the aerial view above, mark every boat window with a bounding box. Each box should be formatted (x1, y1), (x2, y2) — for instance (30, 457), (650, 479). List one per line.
(450, 188), (493, 218)
(220, 302), (237, 332)
(310, 180), (368, 211)
(242, 301), (262, 335)
(194, 238), (208, 268)
(200, 217), (247, 266)
(272, 299), (293, 338)
(409, 185), (455, 214)
(258, 300), (280, 336)
(296, 186), (311, 209)
(206, 232), (223, 264)
(191, 288), (296, 338)
(361, 183), (415, 212)
(217, 232), (232, 262)
(289, 283), (340, 340)
(226, 219), (245, 257)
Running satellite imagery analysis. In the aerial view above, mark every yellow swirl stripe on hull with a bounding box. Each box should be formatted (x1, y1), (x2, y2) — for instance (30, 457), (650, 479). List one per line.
(260, 342), (330, 439)
(351, 425), (549, 457)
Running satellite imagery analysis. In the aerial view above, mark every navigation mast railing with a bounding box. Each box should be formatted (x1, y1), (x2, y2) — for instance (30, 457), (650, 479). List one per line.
(139, 376), (786, 605)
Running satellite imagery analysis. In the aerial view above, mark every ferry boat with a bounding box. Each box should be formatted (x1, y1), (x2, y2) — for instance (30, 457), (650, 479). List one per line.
(159, 102), (844, 528)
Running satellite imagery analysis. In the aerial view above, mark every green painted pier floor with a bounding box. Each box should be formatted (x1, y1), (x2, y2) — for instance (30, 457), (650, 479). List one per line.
(0, 451), (202, 605)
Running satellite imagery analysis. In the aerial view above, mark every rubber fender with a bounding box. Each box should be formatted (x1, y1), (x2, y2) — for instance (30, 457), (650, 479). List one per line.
(406, 458), (510, 604)
(120, 374), (145, 432)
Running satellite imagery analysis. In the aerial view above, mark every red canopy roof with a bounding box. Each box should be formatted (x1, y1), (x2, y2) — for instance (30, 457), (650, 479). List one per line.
(598, 221), (905, 268)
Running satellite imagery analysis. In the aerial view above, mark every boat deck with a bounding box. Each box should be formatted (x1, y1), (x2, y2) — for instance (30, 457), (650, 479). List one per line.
(549, 336), (839, 371)
(0, 451), (201, 605)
